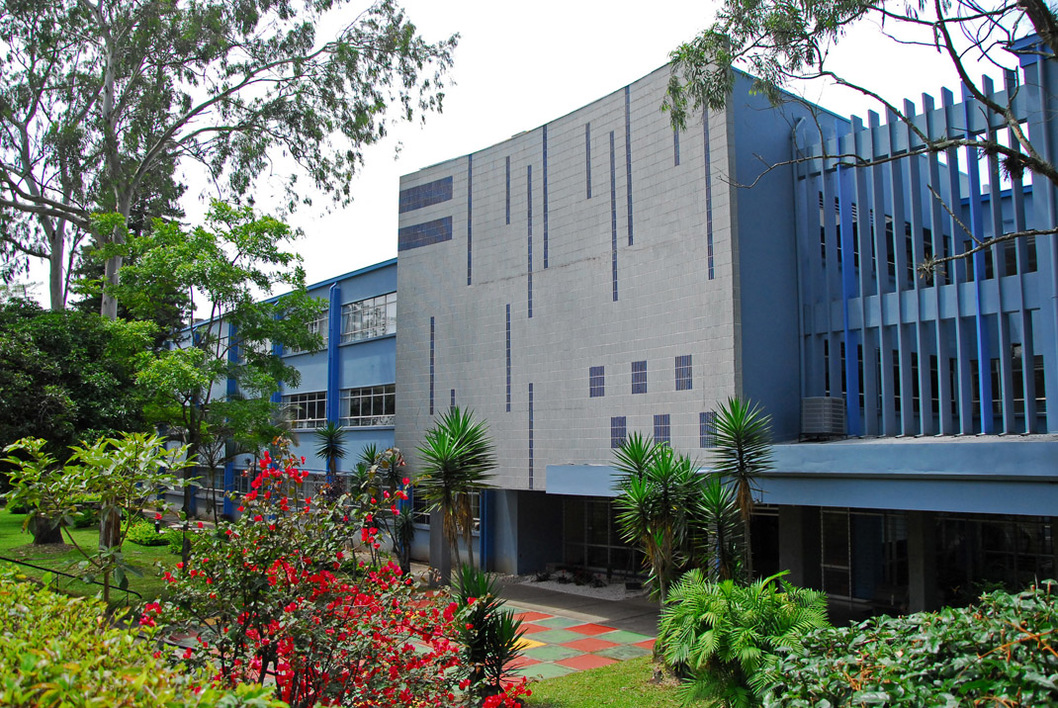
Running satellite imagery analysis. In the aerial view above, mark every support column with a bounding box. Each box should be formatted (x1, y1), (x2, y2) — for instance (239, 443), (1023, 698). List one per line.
(907, 511), (939, 612)
(779, 506), (822, 590)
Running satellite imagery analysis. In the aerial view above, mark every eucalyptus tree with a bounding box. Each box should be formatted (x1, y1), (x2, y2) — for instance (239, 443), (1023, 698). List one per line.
(0, 0), (456, 315)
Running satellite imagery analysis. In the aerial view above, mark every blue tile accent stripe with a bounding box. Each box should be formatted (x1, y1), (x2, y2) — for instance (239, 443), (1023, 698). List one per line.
(610, 416), (627, 448)
(610, 131), (618, 302)
(399, 177), (453, 213)
(398, 217), (453, 251)
(467, 155), (473, 285)
(673, 128), (680, 166)
(624, 86), (633, 246)
(527, 164), (534, 319)
(505, 156), (511, 225)
(703, 114), (715, 280)
(528, 382), (535, 490)
(429, 316), (436, 415)
(585, 123), (592, 199)
(451, 388), (456, 410)
(543, 125), (550, 269)
(506, 304), (512, 412)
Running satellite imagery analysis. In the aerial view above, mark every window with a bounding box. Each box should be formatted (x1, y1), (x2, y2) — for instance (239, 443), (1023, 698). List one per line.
(589, 366), (605, 398)
(341, 292), (396, 344)
(675, 355), (693, 391)
(631, 360), (647, 394)
(411, 488), (431, 525)
(283, 391), (326, 430)
(654, 414), (671, 445)
(287, 309), (328, 354)
(610, 416), (627, 448)
(340, 384), (395, 427)
(700, 411), (717, 448)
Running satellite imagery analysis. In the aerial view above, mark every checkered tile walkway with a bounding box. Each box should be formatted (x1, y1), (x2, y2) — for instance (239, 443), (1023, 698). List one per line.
(507, 607), (655, 679)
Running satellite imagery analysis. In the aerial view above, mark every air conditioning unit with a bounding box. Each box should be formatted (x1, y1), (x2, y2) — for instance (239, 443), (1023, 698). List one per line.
(801, 397), (846, 439)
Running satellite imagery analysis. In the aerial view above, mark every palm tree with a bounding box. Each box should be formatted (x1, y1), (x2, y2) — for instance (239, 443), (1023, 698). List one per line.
(711, 397), (773, 580)
(314, 421), (346, 491)
(416, 407), (496, 570)
(614, 439), (702, 602)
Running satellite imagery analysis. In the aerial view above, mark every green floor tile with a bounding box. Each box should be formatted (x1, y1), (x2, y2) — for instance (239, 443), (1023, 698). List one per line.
(528, 628), (585, 644)
(513, 662), (574, 679)
(596, 629), (653, 644)
(524, 644), (581, 661)
(597, 644), (651, 660)
(534, 616), (581, 629)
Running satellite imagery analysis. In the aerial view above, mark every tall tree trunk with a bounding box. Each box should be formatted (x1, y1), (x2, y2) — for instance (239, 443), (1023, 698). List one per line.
(48, 223), (65, 311)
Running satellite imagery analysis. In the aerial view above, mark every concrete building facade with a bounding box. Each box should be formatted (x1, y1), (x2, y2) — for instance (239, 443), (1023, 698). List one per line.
(391, 47), (1058, 613)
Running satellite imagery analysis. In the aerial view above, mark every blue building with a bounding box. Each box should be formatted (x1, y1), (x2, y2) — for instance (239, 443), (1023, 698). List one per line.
(387, 44), (1058, 613)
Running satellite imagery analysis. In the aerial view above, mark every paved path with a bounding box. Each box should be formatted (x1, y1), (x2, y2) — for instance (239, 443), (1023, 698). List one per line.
(497, 580), (660, 679)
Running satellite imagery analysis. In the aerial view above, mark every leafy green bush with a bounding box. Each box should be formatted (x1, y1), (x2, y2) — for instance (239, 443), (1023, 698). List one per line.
(757, 581), (1058, 707)
(126, 516), (169, 546)
(658, 570), (829, 707)
(0, 569), (282, 707)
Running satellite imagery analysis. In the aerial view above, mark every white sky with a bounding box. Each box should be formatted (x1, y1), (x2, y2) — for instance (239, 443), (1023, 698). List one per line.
(17, 0), (1012, 297)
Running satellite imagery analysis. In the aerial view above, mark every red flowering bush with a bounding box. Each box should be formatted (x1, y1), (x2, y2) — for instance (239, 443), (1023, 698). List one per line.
(154, 445), (466, 707)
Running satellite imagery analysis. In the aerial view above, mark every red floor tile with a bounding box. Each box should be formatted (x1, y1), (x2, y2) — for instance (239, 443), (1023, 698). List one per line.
(519, 623), (548, 634)
(514, 611), (553, 622)
(568, 622), (617, 636)
(634, 638), (656, 650)
(561, 637), (620, 652)
(556, 654), (618, 671)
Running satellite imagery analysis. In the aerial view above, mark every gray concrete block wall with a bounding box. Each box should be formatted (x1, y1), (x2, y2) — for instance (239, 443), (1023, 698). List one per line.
(397, 65), (741, 491)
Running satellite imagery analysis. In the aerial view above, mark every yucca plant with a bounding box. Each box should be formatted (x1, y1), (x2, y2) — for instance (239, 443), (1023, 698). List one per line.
(711, 397), (773, 580)
(693, 474), (745, 583)
(313, 421), (346, 491)
(453, 565), (526, 699)
(615, 440), (702, 602)
(416, 407), (496, 569)
(659, 570), (829, 707)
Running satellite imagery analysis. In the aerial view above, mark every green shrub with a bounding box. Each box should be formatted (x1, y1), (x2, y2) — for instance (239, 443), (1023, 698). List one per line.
(658, 570), (829, 707)
(0, 569), (282, 707)
(757, 581), (1058, 707)
(126, 517), (169, 546)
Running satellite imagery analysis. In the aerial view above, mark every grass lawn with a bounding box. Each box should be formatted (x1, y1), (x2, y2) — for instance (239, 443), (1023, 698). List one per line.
(0, 507), (178, 605)
(524, 656), (683, 708)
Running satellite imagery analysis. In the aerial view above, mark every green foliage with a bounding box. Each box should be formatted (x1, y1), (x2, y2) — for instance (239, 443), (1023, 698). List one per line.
(314, 421), (346, 488)
(454, 565), (526, 697)
(0, 569), (282, 707)
(3, 432), (191, 603)
(524, 656), (683, 707)
(106, 201), (327, 510)
(659, 570), (829, 707)
(693, 476), (745, 583)
(416, 406), (497, 570)
(0, 299), (148, 457)
(615, 438), (702, 601)
(710, 397), (772, 578)
(126, 516), (170, 547)
(757, 581), (1058, 707)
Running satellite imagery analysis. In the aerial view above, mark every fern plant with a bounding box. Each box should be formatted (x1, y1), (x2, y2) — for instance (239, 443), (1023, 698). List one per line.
(658, 570), (829, 707)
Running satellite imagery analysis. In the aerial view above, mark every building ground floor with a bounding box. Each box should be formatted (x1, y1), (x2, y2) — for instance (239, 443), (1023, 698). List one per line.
(411, 435), (1058, 615)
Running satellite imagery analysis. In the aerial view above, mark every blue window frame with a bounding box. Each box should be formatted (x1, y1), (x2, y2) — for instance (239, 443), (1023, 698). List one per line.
(632, 360), (647, 394)
(610, 416), (627, 448)
(676, 355), (693, 391)
(589, 366), (605, 398)
(654, 414), (671, 445)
